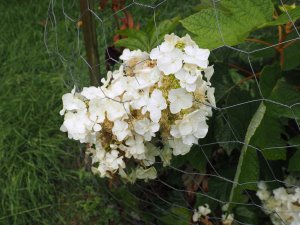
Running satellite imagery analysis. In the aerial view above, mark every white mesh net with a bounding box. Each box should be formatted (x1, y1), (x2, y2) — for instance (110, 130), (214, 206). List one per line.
(44, 0), (300, 224)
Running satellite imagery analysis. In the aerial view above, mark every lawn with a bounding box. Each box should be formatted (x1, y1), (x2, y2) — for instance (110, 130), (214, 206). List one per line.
(0, 1), (197, 224)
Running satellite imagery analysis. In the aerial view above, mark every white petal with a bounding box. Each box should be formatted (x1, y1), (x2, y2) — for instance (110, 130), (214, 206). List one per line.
(150, 108), (162, 123)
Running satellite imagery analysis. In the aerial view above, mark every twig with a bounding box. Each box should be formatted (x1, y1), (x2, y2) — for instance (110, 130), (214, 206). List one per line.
(245, 38), (273, 47)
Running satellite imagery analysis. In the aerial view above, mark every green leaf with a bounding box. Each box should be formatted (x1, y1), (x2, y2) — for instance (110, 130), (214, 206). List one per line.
(261, 6), (300, 27)
(215, 89), (259, 155)
(211, 63), (233, 102)
(148, 17), (180, 50)
(251, 114), (286, 160)
(228, 103), (266, 211)
(195, 168), (234, 211)
(160, 207), (190, 225)
(259, 63), (282, 97)
(283, 40), (300, 71)
(249, 64), (290, 160)
(181, 0), (274, 49)
(234, 206), (259, 224)
(172, 145), (209, 172)
(266, 78), (300, 120)
(115, 17), (179, 51)
(188, 146), (210, 172)
(115, 30), (149, 51)
(288, 136), (300, 172)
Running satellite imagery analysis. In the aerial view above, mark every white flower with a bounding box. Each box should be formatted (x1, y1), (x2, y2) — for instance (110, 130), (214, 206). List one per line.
(194, 79), (215, 114)
(106, 99), (128, 122)
(112, 120), (131, 141)
(147, 89), (167, 122)
(207, 87), (216, 108)
(150, 47), (183, 75)
(192, 204), (211, 222)
(198, 204), (211, 216)
(120, 49), (149, 76)
(175, 69), (198, 92)
(120, 49), (149, 64)
(168, 88), (193, 114)
(59, 87), (86, 115)
(127, 88), (149, 111)
(204, 65), (214, 83)
(170, 110), (208, 145)
(101, 71), (112, 88)
(168, 138), (191, 156)
(192, 211), (200, 222)
(133, 118), (159, 141)
(222, 213), (234, 225)
(105, 150), (125, 171)
(135, 166), (157, 181)
(124, 135), (146, 159)
(143, 143), (159, 166)
(258, 181), (268, 190)
(256, 179), (300, 225)
(257, 189), (271, 201)
(90, 144), (125, 178)
(132, 63), (160, 89)
(81, 86), (105, 100)
(60, 111), (93, 143)
(161, 33), (180, 51)
(90, 144), (105, 163)
(183, 45), (210, 68)
(103, 67), (127, 98)
(180, 34), (197, 47)
(88, 98), (106, 123)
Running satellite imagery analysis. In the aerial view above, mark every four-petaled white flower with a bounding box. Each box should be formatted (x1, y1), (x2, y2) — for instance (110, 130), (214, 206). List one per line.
(168, 138), (191, 156)
(175, 69), (198, 92)
(183, 45), (210, 68)
(133, 118), (159, 141)
(81, 86), (105, 100)
(60, 87), (86, 115)
(60, 111), (93, 143)
(170, 110), (208, 145)
(106, 99), (128, 122)
(125, 135), (146, 159)
(147, 89), (167, 122)
(168, 88), (193, 114)
(112, 120), (131, 141)
(88, 98), (106, 123)
(150, 47), (183, 75)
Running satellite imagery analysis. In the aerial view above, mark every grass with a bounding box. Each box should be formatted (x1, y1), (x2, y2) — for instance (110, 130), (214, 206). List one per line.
(0, 1), (119, 224)
(0, 0), (199, 224)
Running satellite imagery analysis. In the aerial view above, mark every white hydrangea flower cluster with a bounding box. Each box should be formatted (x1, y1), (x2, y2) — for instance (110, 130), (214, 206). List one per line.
(192, 203), (234, 225)
(257, 180), (300, 225)
(59, 34), (215, 182)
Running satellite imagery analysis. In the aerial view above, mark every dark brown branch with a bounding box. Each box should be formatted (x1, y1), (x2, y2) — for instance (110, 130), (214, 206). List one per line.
(80, 0), (101, 86)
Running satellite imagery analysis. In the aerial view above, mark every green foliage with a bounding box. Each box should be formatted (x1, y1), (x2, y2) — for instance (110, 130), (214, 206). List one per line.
(181, 0), (300, 49)
(262, 6), (300, 26)
(227, 62), (298, 211)
(283, 41), (300, 71)
(115, 17), (179, 51)
(160, 207), (190, 225)
(2, 0), (300, 224)
(0, 1), (120, 225)
(228, 103), (265, 210)
(288, 136), (300, 172)
(181, 0), (274, 49)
